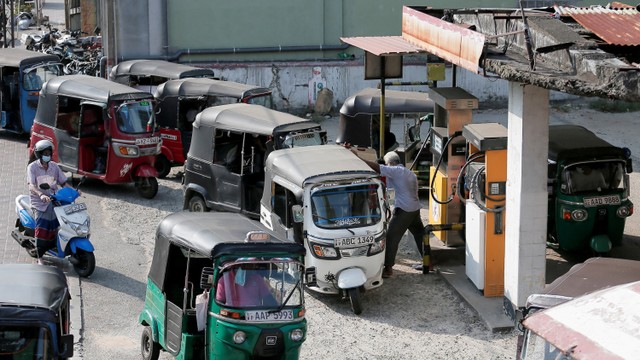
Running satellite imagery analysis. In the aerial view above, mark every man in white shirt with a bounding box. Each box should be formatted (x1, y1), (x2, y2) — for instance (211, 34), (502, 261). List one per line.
(355, 150), (426, 278)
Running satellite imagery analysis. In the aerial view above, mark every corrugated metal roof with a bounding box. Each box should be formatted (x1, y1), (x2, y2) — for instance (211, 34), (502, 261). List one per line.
(339, 36), (425, 56)
(555, 5), (640, 45)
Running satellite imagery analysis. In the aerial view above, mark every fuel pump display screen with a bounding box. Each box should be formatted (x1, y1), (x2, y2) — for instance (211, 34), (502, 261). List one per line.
(430, 127), (448, 156)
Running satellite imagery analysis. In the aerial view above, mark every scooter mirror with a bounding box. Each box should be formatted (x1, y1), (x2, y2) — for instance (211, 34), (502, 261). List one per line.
(39, 183), (51, 190)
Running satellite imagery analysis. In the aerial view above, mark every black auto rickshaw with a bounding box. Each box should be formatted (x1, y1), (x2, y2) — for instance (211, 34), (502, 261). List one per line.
(0, 264), (74, 359)
(139, 212), (307, 360)
(547, 125), (633, 254)
(336, 88), (434, 183)
(517, 257), (640, 359)
(108, 59), (216, 94)
(182, 103), (327, 217)
(153, 78), (273, 178)
(0, 48), (61, 134)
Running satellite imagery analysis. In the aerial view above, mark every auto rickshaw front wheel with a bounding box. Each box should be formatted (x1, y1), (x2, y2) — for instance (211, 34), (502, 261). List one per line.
(141, 326), (160, 360)
(348, 288), (363, 315)
(155, 155), (171, 179)
(135, 177), (159, 199)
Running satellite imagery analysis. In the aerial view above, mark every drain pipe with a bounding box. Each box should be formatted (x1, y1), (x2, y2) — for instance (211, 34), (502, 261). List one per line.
(117, 43), (352, 62)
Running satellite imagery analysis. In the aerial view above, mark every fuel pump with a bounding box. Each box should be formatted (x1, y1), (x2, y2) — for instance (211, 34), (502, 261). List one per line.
(461, 123), (507, 297)
(427, 87), (478, 246)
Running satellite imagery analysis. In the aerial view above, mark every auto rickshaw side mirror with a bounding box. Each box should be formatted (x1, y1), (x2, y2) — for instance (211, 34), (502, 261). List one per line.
(291, 205), (304, 223)
(200, 267), (214, 290)
(59, 334), (74, 358)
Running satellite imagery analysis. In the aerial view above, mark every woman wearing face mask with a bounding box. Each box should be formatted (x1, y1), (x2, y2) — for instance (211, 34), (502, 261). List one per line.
(27, 140), (72, 264)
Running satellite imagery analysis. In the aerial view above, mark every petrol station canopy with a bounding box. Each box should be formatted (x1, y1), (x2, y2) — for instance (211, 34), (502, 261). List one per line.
(343, 3), (640, 102)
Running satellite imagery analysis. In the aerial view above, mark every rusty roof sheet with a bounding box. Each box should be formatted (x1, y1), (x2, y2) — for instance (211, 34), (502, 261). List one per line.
(339, 36), (425, 56)
(555, 5), (640, 45)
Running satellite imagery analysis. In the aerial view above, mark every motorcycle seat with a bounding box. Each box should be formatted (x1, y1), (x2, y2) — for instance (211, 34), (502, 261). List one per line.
(17, 195), (34, 218)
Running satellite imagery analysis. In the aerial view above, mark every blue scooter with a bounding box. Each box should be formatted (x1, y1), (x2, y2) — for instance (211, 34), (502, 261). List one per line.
(12, 181), (95, 277)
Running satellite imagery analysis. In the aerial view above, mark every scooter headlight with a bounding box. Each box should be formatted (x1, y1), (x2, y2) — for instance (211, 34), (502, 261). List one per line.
(368, 238), (386, 256)
(310, 242), (339, 259)
(61, 217), (90, 237)
(617, 205), (633, 218)
(290, 328), (304, 342)
(233, 331), (246, 344)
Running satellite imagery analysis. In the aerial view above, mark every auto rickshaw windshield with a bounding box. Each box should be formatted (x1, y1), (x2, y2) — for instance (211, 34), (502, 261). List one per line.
(215, 260), (303, 309)
(282, 131), (326, 148)
(115, 100), (155, 134)
(22, 64), (60, 91)
(0, 325), (54, 357)
(244, 94), (273, 108)
(561, 161), (625, 194)
(310, 183), (382, 229)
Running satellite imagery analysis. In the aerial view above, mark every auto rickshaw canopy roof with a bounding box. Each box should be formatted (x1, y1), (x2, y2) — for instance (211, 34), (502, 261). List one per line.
(0, 48), (61, 68)
(340, 88), (434, 117)
(522, 280), (640, 359)
(0, 264), (69, 321)
(109, 59), (215, 82)
(548, 125), (626, 163)
(154, 78), (271, 100)
(40, 74), (154, 103)
(265, 145), (379, 189)
(192, 103), (319, 136)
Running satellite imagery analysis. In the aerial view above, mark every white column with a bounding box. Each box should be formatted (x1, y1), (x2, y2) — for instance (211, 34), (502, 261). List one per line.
(504, 82), (548, 316)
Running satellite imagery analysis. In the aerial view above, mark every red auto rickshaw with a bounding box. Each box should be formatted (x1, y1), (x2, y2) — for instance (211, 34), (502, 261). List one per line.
(30, 75), (161, 198)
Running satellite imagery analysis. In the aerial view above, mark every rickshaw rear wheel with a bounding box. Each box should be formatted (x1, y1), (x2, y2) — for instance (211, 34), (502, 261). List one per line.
(188, 195), (209, 212)
(155, 155), (171, 179)
(141, 326), (160, 360)
(73, 250), (96, 277)
(135, 177), (159, 199)
(348, 288), (363, 315)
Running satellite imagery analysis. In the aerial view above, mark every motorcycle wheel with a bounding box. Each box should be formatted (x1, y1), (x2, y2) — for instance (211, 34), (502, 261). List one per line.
(155, 155), (171, 179)
(135, 177), (158, 199)
(141, 326), (160, 360)
(73, 250), (96, 277)
(188, 195), (208, 212)
(348, 288), (363, 315)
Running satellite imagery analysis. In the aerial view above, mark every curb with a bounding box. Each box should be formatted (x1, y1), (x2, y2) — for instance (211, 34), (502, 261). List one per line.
(62, 263), (84, 360)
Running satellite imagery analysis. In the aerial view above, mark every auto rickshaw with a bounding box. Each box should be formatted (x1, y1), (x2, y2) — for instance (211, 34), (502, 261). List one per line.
(108, 59), (216, 94)
(30, 75), (161, 198)
(0, 48), (61, 134)
(516, 257), (640, 358)
(260, 145), (388, 314)
(518, 258), (640, 359)
(336, 87), (434, 184)
(139, 212), (307, 360)
(183, 103), (327, 217)
(547, 125), (633, 254)
(0, 264), (74, 359)
(153, 78), (273, 178)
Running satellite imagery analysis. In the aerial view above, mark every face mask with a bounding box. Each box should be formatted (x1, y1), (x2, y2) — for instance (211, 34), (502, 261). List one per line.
(41, 155), (51, 163)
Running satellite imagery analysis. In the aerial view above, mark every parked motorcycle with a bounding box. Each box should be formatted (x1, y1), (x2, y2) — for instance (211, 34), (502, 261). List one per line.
(11, 180), (96, 277)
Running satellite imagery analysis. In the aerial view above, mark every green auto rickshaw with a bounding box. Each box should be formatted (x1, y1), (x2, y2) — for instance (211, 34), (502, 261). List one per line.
(547, 125), (633, 254)
(139, 212), (307, 360)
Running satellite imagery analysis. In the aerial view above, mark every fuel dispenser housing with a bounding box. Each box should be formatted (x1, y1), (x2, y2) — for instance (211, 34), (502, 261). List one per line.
(462, 123), (508, 297)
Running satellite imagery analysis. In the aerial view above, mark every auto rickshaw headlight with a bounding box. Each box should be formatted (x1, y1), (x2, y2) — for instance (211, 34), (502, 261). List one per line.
(617, 205), (632, 218)
(290, 328), (304, 342)
(368, 239), (385, 256)
(115, 144), (139, 157)
(571, 209), (588, 222)
(233, 331), (246, 344)
(311, 243), (338, 259)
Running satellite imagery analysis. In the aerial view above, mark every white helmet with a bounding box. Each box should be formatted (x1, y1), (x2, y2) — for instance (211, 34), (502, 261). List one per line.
(34, 139), (54, 159)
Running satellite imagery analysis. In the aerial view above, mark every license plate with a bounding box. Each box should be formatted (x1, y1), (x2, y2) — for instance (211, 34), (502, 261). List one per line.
(245, 310), (293, 322)
(334, 235), (375, 248)
(64, 203), (87, 215)
(135, 137), (160, 145)
(583, 195), (620, 207)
